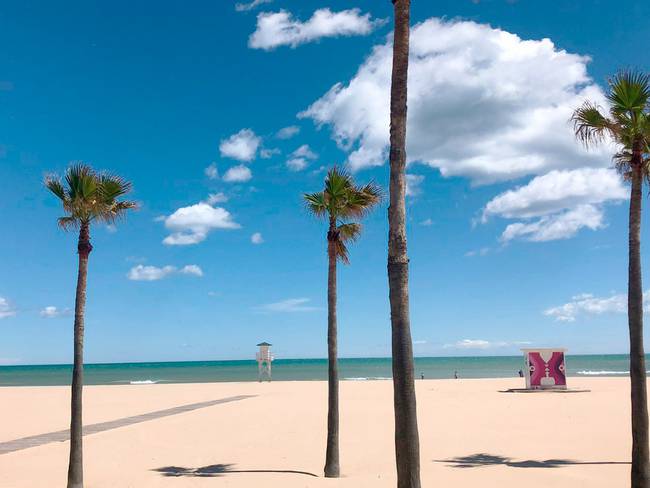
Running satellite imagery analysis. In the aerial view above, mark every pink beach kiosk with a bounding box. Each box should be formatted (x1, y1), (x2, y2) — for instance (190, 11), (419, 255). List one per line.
(521, 348), (567, 390)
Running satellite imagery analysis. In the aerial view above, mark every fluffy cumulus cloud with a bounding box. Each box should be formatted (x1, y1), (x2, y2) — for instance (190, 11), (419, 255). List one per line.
(544, 291), (650, 322)
(222, 164), (253, 183)
(276, 125), (300, 139)
(482, 168), (627, 242)
(302, 18), (610, 181)
(40, 306), (70, 318)
(256, 297), (320, 312)
(127, 264), (204, 281)
(219, 129), (261, 162)
(235, 0), (272, 12)
(251, 232), (264, 244)
(500, 204), (605, 242)
(162, 203), (240, 245)
(286, 144), (318, 171)
(0, 297), (16, 319)
(249, 8), (385, 50)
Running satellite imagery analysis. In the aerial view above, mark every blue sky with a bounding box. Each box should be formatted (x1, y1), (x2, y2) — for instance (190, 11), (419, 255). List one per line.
(1, 0), (650, 364)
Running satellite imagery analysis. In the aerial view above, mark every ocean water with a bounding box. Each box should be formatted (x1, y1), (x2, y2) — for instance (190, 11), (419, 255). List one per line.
(0, 355), (636, 386)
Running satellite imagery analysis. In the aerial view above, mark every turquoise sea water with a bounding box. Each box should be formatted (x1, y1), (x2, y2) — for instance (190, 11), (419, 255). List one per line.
(0, 355), (636, 386)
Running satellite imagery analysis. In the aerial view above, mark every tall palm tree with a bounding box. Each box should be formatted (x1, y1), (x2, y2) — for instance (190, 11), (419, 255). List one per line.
(388, 1), (421, 487)
(304, 167), (380, 478)
(572, 70), (650, 488)
(45, 164), (136, 488)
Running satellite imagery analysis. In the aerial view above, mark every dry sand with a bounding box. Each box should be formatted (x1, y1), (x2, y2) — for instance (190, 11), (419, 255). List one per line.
(0, 378), (634, 487)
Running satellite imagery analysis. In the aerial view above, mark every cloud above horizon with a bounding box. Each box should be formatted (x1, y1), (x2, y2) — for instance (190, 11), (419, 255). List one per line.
(220, 129), (261, 162)
(444, 339), (531, 350)
(40, 306), (71, 318)
(162, 203), (240, 245)
(544, 291), (650, 322)
(0, 297), (16, 319)
(482, 168), (627, 242)
(302, 18), (610, 181)
(286, 144), (318, 171)
(127, 264), (204, 281)
(249, 8), (386, 50)
(235, 0), (272, 12)
(255, 297), (321, 312)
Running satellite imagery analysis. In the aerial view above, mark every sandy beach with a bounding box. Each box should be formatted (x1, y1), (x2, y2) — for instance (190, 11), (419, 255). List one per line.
(0, 378), (633, 487)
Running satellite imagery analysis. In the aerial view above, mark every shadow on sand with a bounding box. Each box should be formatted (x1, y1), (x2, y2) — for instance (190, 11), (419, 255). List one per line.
(153, 464), (318, 478)
(436, 453), (630, 469)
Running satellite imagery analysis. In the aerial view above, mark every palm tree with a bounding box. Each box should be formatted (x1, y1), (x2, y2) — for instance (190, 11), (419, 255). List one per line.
(304, 167), (380, 478)
(45, 164), (136, 488)
(387, 1), (421, 487)
(572, 70), (650, 488)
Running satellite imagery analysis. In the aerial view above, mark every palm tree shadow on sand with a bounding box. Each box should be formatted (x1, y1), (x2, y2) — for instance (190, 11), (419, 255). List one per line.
(437, 453), (630, 469)
(153, 464), (318, 478)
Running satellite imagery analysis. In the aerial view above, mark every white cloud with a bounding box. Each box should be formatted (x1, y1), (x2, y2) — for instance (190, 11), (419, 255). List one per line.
(419, 218), (433, 226)
(276, 125), (300, 139)
(483, 169), (627, 242)
(127, 264), (204, 281)
(219, 129), (261, 162)
(204, 192), (228, 205)
(105, 224), (117, 233)
(256, 297), (320, 312)
(301, 18), (610, 182)
(180, 265), (204, 277)
(444, 339), (531, 349)
(0, 297), (16, 319)
(204, 163), (219, 180)
(40, 306), (71, 318)
(286, 144), (318, 171)
(162, 202), (240, 246)
(251, 232), (264, 244)
(500, 204), (605, 242)
(482, 168), (627, 222)
(249, 8), (386, 50)
(544, 291), (650, 322)
(405, 174), (424, 197)
(235, 0), (272, 12)
(223, 164), (253, 183)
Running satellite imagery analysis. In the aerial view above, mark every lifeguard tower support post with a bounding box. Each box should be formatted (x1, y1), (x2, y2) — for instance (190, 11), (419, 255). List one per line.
(256, 342), (273, 382)
(521, 348), (567, 390)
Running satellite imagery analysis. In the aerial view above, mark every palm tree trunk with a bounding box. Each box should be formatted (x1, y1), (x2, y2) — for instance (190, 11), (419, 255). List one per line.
(628, 150), (649, 488)
(324, 219), (340, 477)
(67, 223), (92, 488)
(388, 1), (421, 488)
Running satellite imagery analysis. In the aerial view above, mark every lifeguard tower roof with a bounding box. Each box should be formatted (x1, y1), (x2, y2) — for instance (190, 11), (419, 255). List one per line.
(256, 341), (272, 346)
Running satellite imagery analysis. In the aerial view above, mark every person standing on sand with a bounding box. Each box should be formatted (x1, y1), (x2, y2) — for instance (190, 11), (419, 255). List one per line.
(454, 371), (459, 379)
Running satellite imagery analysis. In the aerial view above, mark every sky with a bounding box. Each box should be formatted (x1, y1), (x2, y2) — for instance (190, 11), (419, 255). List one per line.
(1, 0), (650, 364)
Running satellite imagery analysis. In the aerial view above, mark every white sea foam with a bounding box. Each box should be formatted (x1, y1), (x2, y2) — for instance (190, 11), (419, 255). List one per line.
(344, 377), (392, 381)
(129, 379), (158, 384)
(576, 370), (629, 376)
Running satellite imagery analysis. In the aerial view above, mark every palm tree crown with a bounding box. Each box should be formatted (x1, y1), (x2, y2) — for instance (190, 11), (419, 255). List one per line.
(45, 163), (137, 230)
(304, 167), (381, 263)
(572, 70), (650, 175)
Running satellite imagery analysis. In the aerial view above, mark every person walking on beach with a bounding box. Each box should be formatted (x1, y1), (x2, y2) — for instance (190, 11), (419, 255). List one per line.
(518, 369), (524, 378)
(454, 371), (459, 379)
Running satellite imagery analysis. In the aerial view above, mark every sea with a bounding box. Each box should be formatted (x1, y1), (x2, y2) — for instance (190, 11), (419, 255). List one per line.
(0, 354), (637, 386)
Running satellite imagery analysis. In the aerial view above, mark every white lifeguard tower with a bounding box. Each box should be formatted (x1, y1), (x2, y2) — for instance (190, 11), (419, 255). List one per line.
(256, 342), (273, 382)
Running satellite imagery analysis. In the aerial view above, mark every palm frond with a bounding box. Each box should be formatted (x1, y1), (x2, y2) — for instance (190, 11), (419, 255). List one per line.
(46, 162), (136, 231)
(571, 101), (619, 147)
(333, 239), (350, 265)
(608, 70), (650, 116)
(304, 191), (328, 217)
(338, 222), (361, 243)
(44, 177), (67, 202)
